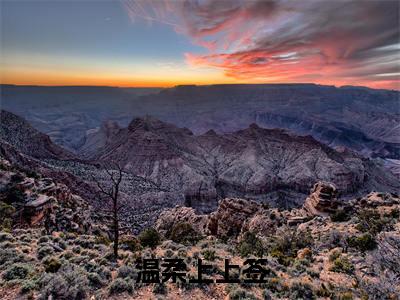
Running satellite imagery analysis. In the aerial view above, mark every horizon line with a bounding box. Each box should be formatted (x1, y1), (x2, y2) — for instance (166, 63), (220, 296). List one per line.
(1, 82), (398, 92)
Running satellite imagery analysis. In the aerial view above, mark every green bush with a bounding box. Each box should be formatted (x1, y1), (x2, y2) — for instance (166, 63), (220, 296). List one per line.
(237, 231), (265, 257)
(138, 228), (161, 249)
(3, 263), (32, 281)
(202, 249), (217, 261)
(330, 209), (351, 222)
(43, 257), (62, 273)
(269, 229), (313, 266)
(168, 222), (201, 245)
(347, 233), (376, 252)
(109, 278), (133, 295)
(329, 256), (354, 274)
(270, 249), (293, 266)
(356, 209), (391, 235)
(329, 250), (341, 262)
(0, 202), (15, 231)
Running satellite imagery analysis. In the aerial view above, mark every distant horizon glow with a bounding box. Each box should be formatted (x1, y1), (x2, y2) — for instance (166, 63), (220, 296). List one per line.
(1, 0), (399, 90)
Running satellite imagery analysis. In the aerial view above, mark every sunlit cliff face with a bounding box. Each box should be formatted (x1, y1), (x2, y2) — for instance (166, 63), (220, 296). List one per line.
(124, 0), (400, 89)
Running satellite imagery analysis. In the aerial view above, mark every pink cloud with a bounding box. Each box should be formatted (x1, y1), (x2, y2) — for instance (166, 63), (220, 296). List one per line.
(123, 0), (400, 89)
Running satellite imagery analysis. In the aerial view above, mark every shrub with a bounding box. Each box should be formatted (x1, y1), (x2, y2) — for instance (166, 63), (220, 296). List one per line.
(75, 235), (95, 249)
(270, 229), (313, 262)
(0, 232), (14, 243)
(120, 236), (141, 252)
(42, 257), (62, 273)
(72, 245), (82, 254)
(168, 222), (201, 245)
(237, 231), (265, 257)
(0, 241), (15, 249)
(38, 236), (51, 244)
(117, 266), (136, 279)
(10, 173), (24, 183)
(202, 249), (217, 261)
(94, 235), (111, 246)
(20, 279), (38, 294)
(39, 264), (89, 300)
(23, 169), (40, 179)
(3, 263), (32, 281)
(4, 186), (25, 203)
(337, 292), (354, 300)
(356, 209), (391, 235)
(347, 233), (377, 252)
(138, 228), (161, 249)
(270, 249), (293, 267)
(0, 202), (15, 231)
(87, 272), (105, 288)
(329, 250), (341, 262)
(0, 248), (25, 267)
(388, 208), (399, 219)
(228, 287), (257, 300)
(109, 278), (133, 295)
(60, 250), (74, 260)
(153, 283), (167, 294)
(330, 256), (354, 274)
(331, 209), (351, 222)
(161, 240), (181, 250)
(37, 245), (54, 260)
(289, 282), (315, 299)
(84, 263), (111, 281)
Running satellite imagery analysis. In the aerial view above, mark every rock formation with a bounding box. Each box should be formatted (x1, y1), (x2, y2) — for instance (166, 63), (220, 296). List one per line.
(154, 206), (208, 237)
(302, 182), (340, 217)
(207, 198), (261, 238)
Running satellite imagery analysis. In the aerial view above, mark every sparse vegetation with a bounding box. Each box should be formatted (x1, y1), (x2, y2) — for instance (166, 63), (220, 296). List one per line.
(237, 231), (265, 257)
(356, 209), (391, 235)
(329, 255), (354, 274)
(39, 264), (89, 300)
(3, 263), (32, 281)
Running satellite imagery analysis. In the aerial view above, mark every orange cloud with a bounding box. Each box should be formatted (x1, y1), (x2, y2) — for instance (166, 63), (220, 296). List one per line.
(124, 0), (400, 90)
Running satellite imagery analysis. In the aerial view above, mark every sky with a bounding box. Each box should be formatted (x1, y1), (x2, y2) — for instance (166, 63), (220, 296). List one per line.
(1, 0), (399, 89)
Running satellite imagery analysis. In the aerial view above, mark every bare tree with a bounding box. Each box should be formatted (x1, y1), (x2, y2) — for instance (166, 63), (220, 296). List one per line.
(91, 162), (123, 260)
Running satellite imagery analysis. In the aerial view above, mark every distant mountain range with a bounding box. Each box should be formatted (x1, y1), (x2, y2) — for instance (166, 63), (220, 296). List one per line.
(1, 84), (399, 161)
(1, 110), (398, 216)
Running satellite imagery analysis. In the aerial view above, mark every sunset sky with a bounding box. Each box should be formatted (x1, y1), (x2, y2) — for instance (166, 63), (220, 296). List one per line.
(1, 0), (399, 89)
